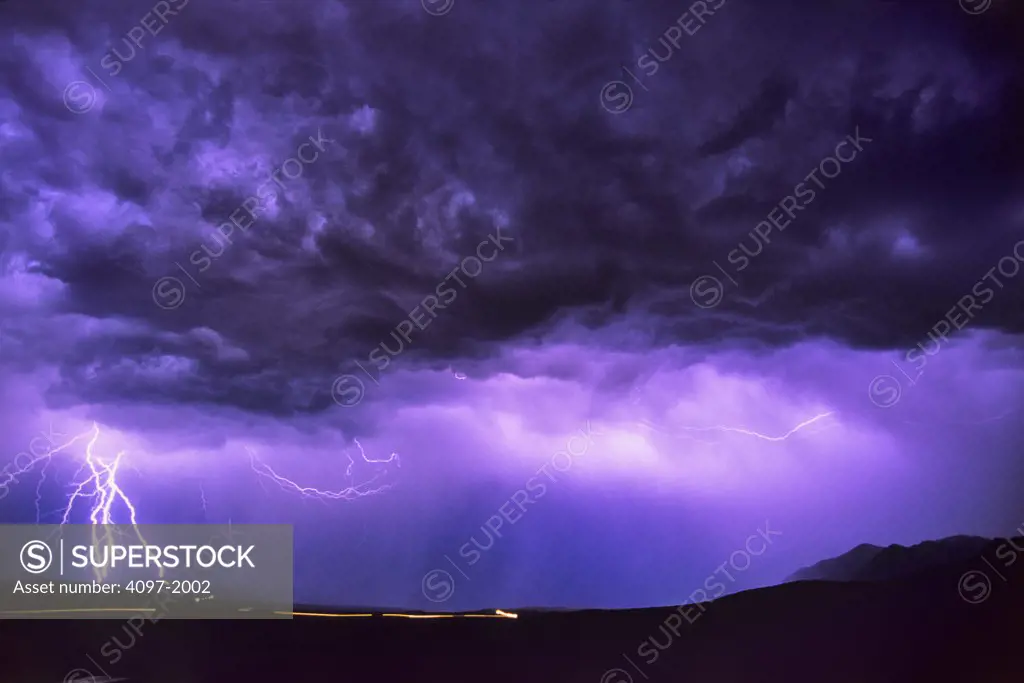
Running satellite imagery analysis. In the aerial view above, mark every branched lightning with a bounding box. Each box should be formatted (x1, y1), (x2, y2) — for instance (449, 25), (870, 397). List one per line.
(247, 439), (399, 501)
(5, 422), (398, 579)
(65, 424), (156, 580)
(2, 425), (93, 521)
(62, 424), (137, 525)
(2, 423), (154, 580)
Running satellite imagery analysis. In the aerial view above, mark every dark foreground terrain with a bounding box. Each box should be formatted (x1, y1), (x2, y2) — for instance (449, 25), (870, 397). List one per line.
(3, 538), (1022, 683)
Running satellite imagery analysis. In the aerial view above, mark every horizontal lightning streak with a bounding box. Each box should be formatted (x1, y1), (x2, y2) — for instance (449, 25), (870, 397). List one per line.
(637, 411), (835, 443)
(678, 410), (836, 441)
(247, 440), (399, 501)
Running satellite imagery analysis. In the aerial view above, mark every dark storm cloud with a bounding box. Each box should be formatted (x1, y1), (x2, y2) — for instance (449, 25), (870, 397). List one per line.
(696, 74), (797, 157)
(1, 0), (1022, 420)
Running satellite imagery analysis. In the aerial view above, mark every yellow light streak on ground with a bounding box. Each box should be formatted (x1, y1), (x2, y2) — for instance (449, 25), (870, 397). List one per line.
(278, 610), (519, 619)
(279, 611), (374, 617)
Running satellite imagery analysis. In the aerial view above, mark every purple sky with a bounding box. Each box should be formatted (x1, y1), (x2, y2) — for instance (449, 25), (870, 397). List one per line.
(1, 0), (1023, 610)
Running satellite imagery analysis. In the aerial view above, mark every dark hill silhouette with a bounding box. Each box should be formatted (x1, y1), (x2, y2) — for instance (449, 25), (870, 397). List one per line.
(2, 537), (1021, 683)
(786, 534), (992, 582)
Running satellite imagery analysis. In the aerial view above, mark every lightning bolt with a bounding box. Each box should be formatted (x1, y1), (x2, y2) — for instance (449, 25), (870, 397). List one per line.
(248, 439), (399, 501)
(2, 423), (155, 580)
(348, 438), (400, 475)
(62, 424), (156, 580)
(1, 424), (92, 521)
(34, 455), (50, 522)
(901, 407), (1016, 427)
(5, 427), (95, 522)
(61, 425), (136, 525)
(677, 410), (835, 441)
(199, 483), (208, 519)
(636, 411), (837, 445)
